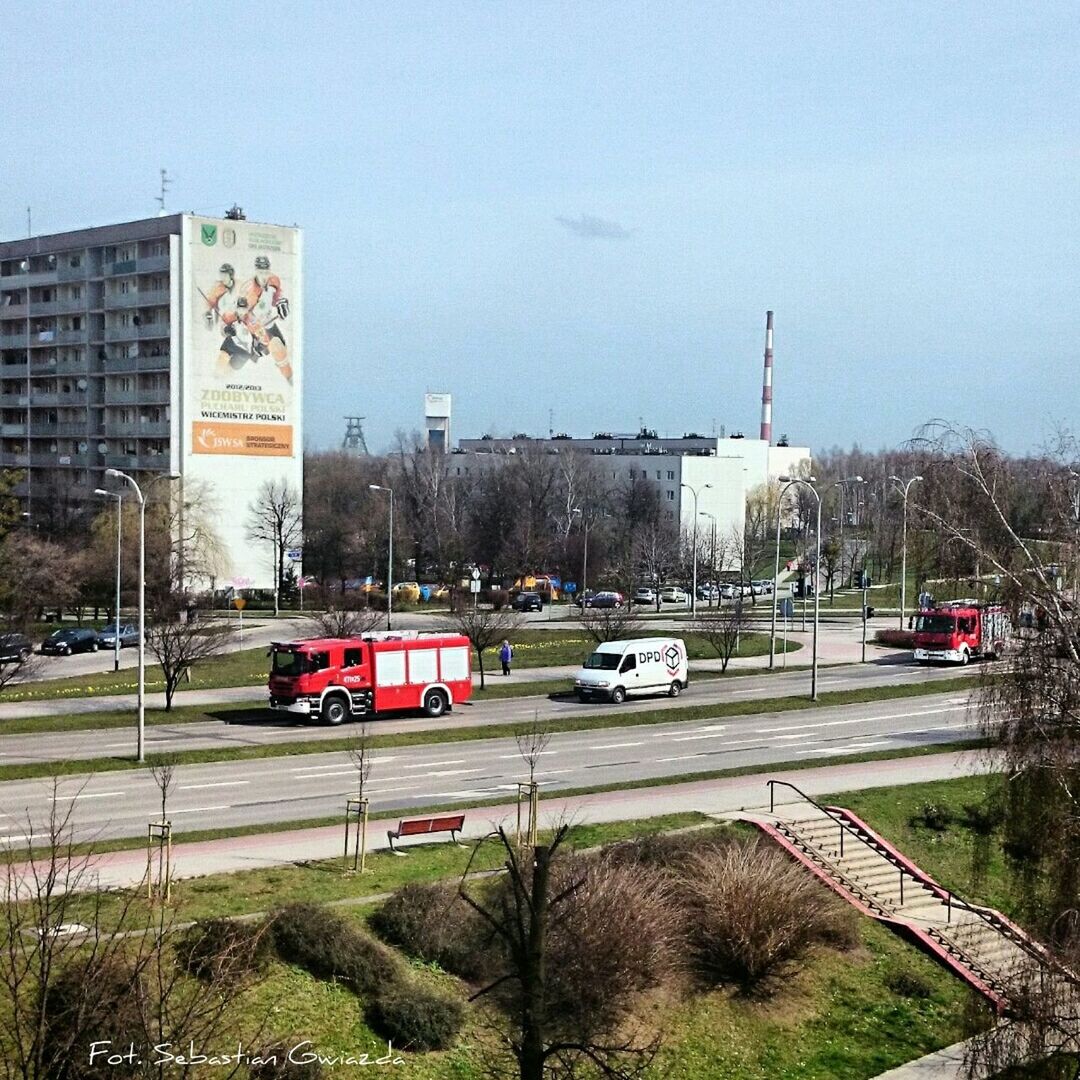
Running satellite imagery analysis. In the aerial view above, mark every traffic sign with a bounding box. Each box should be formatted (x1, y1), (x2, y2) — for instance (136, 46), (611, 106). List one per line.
(286, 548), (303, 561)
(233, 598), (247, 611)
(470, 578), (481, 594)
(471, 567), (481, 580)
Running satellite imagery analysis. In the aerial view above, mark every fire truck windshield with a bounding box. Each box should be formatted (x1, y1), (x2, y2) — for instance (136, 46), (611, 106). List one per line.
(272, 649), (310, 677)
(915, 614), (956, 634)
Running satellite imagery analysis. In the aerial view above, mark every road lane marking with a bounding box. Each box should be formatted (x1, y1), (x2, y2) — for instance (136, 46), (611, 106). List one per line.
(170, 805), (232, 814)
(400, 759), (467, 770)
(49, 791), (125, 801)
(179, 781), (251, 790)
(497, 750), (558, 759)
(290, 760), (398, 772)
(588, 741), (644, 750)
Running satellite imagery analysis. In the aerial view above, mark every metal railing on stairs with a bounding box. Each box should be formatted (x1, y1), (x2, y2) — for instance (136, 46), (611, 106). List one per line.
(765, 779), (1060, 977)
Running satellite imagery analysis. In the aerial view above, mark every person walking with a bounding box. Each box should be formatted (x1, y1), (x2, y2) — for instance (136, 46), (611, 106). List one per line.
(499, 638), (513, 676)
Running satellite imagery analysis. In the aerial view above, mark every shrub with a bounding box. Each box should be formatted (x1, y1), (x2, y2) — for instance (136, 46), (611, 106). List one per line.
(370, 883), (493, 980)
(874, 629), (916, 648)
(886, 970), (933, 999)
(676, 840), (858, 993)
(601, 828), (736, 871)
(271, 903), (402, 996)
(910, 802), (954, 832)
(366, 982), (465, 1051)
(43, 956), (144, 1078)
(961, 801), (1004, 835)
(179, 917), (272, 983)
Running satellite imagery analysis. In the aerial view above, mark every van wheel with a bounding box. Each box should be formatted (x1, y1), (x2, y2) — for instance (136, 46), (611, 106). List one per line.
(668, 680), (682, 698)
(323, 695), (349, 725)
(90, 642), (99, 652)
(423, 690), (448, 718)
(610, 686), (626, 705)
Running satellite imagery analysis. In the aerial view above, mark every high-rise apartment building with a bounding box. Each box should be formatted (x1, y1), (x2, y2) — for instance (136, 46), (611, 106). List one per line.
(0, 212), (303, 589)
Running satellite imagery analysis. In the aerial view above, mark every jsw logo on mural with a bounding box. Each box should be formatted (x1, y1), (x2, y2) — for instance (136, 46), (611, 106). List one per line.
(196, 427), (244, 452)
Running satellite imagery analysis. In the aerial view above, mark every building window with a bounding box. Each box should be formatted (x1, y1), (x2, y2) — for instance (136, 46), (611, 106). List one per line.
(667, 470), (675, 480)
(655, 470), (661, 479)
(70, 286), (82, 300)
(119, 280), (130, 295)
(666, 510), (674, 520)
(667, 490), (675, 501)
(68, 254), (81, 268)
(70, 316), (81, 330)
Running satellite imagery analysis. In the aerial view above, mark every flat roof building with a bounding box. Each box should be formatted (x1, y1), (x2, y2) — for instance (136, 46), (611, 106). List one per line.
(0, 211), (303, 589)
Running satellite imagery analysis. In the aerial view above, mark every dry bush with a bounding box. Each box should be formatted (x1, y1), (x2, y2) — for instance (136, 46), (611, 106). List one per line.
(366, 983), (465, 1051)
(370, 882), (494, 980)
(271, 903), (402, 996)
(179, 917), (273, 984)
(677, 841), (858, 993)
(544, 855), (681, 1037)
(600, 827), (737, 872)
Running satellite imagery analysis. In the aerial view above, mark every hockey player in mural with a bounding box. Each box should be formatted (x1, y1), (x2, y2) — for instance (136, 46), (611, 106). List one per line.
(201, 256), (292, 384)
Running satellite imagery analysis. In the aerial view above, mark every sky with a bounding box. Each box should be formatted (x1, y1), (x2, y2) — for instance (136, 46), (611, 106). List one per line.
(1, 2), (1076, 456)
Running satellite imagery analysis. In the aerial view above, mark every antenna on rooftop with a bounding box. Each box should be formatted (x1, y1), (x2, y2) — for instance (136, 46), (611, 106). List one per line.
(26, 207), (31, 238)
(343, 416), (370, 455)
(156, 169), (173, 215)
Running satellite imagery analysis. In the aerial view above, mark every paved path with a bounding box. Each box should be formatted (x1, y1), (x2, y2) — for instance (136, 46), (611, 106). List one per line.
(8, 749), (990, 890)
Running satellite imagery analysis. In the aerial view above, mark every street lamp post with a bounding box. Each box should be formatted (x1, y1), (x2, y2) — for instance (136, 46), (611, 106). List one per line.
(779, 475), (821, 699)
(94, 488), (123, 672)
(769, 479), (801, 669)
(369, 484), (394, 631)
(571, 507), (589, 596)
(889, 474), (924, 628)
(104, 469), (180, 762)
(680, 482), (712, 615)
(699, 511), (716, 607)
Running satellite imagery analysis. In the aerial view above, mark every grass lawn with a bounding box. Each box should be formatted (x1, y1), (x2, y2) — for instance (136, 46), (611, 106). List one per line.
(150, 817), (980, 1079)
(2, 630), (798, 705)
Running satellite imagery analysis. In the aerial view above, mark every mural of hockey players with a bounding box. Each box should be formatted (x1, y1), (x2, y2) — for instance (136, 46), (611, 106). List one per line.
(239, 255), (292, 383)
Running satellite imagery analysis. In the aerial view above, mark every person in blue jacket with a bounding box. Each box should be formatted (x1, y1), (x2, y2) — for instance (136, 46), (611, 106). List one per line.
(499, 639), (513, 676)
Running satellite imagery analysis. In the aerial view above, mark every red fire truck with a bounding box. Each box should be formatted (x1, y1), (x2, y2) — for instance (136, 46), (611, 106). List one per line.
(912, 601), (1011, 665)
(268, 632), (473, 723)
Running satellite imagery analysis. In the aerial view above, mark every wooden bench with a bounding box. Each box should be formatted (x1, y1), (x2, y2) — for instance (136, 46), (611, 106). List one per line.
(386, 813), (466, 854)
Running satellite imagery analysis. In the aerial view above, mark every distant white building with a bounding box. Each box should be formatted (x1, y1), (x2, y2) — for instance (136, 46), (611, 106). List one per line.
(424, 392), (451, 454)
(451, 431), (812, 568)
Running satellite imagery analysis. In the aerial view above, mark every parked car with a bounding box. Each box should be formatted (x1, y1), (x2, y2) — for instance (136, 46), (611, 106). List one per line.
(632, 586), (657, 606)
(754, 579), (774, 595)
(696, 584), (720, 601)
(0, 633), (32, 665)
(660, 586), (688, 604)
(512, 591), (544, 612)
(573, 589), (596, 607)
(584, 591), (624, 609)
(392, 581), (422, 602)
(719, 583), (738, 600)
(97, 623), (141, 649)
(41, 628), (99, 656)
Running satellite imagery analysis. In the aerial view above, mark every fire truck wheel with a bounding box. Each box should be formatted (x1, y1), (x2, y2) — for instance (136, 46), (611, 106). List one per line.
(423, 690), (448, 718)
(959, 649), (969, 666)
(323, 694), (349, 725)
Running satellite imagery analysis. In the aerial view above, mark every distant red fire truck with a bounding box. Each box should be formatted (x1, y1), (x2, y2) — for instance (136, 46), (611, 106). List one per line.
(268, 632), (473, 723)
(912, 601), (1011, 665)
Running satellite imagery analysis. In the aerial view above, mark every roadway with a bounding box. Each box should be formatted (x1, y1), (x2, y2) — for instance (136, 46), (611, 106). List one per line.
(0, 692), (981, 844)
(0, 658), (977, 764)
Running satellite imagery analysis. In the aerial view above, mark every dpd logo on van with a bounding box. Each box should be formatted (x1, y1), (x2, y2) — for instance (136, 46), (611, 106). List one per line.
(663, 644), (682, 675)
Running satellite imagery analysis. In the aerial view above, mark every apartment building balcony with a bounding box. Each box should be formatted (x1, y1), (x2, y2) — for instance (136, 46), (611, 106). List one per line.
(103, 387), (169, 406)
(138, 255), (170, 274)
(0, 302), (28, 319)
(0, 330), (29, 347)
(104, 421), (170, 439)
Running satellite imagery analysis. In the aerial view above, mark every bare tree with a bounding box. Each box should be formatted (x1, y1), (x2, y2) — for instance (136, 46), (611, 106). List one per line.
(632, 523), (678, 612)
(148, 757), (177, 824)
(691, 598), (745, 671)
(459, 827), (672, 1079)
(305, 593), (383, 638)
(441, 605), (524, 689)
(246, 479), (303, 616)
(145, 607), (230, 710)
(580, 605), (645, 644)
(348, 721), (374, 802)
(516, 712), (552, 789)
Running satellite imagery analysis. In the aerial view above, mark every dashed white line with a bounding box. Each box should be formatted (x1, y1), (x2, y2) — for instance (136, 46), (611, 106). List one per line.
(179, 781), (250, 791)
(170, 804), (232, 814)
(50, 791), (125, 801)
(588, 741), (644, 750)
(401, 759), (467, 770)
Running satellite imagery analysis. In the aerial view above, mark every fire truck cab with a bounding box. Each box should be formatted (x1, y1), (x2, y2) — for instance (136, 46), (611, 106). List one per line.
(268, 632), (472, 723)
(912, 601), (1010, 665)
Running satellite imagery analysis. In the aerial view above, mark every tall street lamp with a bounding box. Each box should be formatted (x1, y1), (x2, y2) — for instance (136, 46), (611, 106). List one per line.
(833, 476), (865, 594)
(779, 475), (821, 700)
(699, 511), (716, 607)
(889, 474), (923, 627)
(94, 488), (124, 673)
(680, 482), (712, 615)
(769, 479), (804, 669)
(369, 484), (394, 631)
(104, 468), (180, 762)
(571, 507), (589, 596)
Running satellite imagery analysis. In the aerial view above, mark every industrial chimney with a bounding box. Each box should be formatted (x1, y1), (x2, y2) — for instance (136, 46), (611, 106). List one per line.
(759, 310), (774, 444)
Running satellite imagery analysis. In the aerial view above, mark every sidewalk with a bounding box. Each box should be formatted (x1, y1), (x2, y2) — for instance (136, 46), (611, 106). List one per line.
(39, 749), (987, 892)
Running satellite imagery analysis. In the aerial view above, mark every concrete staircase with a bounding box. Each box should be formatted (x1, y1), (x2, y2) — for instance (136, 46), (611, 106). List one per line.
(745, 783), (1078, 1013)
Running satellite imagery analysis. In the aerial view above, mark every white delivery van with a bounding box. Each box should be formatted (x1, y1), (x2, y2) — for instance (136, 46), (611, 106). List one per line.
(574, 638), (688, 704)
